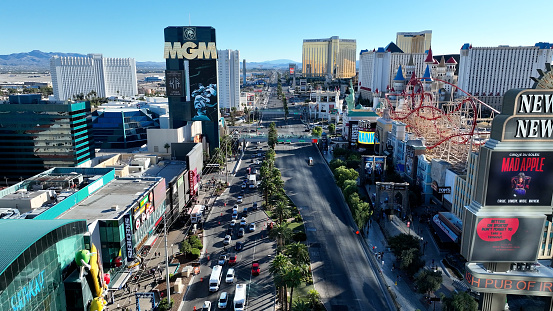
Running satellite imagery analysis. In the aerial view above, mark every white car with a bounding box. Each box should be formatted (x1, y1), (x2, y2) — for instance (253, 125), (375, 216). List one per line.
(201, 301), (211, 311)
(241, 183), (246, 189)
(248, 223), (256, 232)
(230, 219), (237, 227)
(232, 211), (238, 220)
(233, 205), (239, 212)
(225, 268), (235, 283)
(237, 196), (243, 203)
(223, 235), (232, 245)
(240, 217), (247, 226)
(218, 292), (228, 309)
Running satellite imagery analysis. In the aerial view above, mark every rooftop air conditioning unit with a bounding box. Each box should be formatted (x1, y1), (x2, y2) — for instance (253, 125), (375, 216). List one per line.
(111, 205), (119, 211)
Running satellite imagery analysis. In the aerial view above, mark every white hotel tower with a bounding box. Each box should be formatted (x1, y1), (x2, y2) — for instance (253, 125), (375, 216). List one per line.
(217, 49), (240, 111)
(457, 42), (553, 112)
(50, 54), (138, 101)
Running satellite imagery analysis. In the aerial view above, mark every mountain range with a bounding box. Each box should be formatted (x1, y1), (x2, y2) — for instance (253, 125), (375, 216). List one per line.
(0, 50), (300, 72)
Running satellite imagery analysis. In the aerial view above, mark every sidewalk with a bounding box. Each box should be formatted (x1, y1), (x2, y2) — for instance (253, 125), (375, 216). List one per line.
(322, 148), (451, 311)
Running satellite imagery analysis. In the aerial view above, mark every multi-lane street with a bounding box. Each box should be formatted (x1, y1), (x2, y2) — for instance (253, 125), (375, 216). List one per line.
(182, 144), (276, 311)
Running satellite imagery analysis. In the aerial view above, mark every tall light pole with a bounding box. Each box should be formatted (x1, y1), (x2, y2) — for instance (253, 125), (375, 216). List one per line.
(163, 212), (171, 305)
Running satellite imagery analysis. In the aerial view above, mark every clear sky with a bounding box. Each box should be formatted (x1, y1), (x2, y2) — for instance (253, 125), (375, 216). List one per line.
(1, 0), (550, 63)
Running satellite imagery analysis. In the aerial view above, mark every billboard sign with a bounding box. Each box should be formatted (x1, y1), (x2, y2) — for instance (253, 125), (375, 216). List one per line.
(188, 60), (218, 121)
(468, 216), (545, 262)
(465, 267), (553, 296)
(358, 131), (375, 144)
(485, 151), (553, 206)
(123, 214), (134, 261)
(289, 67), (295, 75)
(165, 70), (185, 97)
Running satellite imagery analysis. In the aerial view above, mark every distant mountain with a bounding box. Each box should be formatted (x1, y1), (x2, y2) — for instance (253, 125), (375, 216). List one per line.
(0, 50), (301, 72)
(0, 50), (86, 71)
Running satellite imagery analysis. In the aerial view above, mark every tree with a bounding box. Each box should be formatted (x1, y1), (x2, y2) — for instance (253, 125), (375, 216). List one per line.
(414, 269), (443, 295)
(333, 166), (359, 189)
(311, 126), (322, 137)
(329, 158), (345, 172)
(441, 291), (478, 311)
(285, 242), (310, 266)
(230, 107), (237, 126)
(328, 123), (336, 135)
(292, 300), (310, 311)
(400, 248), (424, 275)
(157, 297), (174, 311)
(273, 200), (291, 225)
(164, 143), (170, 154)
(244, 107), (250, 122)
(270, 254), (291, 309)
(269, 222), (293, 248)
(268, 122), (278, 148)
(388, 234), (421, 258)
(285, 265), (305, 311)
(306, 289), (322, 310)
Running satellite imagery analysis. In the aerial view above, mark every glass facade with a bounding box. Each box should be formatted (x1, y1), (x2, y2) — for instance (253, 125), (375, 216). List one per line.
(0, 221), (86, 311)
(91, 109), (159, 149)
(99, 220), (125, 269)
(0, 95), (95, 182)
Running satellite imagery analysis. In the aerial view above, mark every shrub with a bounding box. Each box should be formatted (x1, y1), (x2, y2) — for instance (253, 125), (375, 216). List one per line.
(189, 248), (201, 259)
(157, 297), (174, 311)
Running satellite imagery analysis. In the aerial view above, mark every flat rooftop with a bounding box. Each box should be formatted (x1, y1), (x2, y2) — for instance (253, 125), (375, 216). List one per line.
(56, 178), (159, 223)
(143, 161), (187, 183)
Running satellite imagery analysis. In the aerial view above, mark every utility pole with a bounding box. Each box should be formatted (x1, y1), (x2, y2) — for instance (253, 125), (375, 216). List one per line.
(225, 138), (229, 186)
(163, 212), (171, 305)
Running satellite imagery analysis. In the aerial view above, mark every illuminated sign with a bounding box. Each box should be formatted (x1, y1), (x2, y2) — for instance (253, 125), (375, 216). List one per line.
(465, 270), (553, 296)
(350, 124), (359, 142)
(10, 270), (45, 311)
(468, 216), (545, 262)
(189, 169), (197, 196)
(164, 41), (217, 59)
(437, 187), (451, 194)
(165, 70), (184, 97)
(485, 151), (553, 206)
(493, 89), (553, 141)
(289, 67), (295, 75)
(358, 131), (376, 144)
(124, 214), (134, 261)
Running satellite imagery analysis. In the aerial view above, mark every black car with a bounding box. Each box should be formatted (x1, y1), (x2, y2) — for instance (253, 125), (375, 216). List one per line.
(235, 241), (244, 251)
(227, 227), (233, 235)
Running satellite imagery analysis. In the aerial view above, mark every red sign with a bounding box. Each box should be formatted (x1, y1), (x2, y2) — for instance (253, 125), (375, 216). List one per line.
(290, 67), (295, 75)
(477, 218), (519, 242)
(189, 169), (197, 196)
(312, 139), (318, 143)
(466, 270), (553, 296)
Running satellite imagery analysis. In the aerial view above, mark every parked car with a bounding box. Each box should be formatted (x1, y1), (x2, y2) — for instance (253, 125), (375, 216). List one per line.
(223, 235), (232, 245)
(225, 268), (235, 283)
(218, 292), (228, 309)
(248, 223), (256, 232)
(251, 261), (260, 276)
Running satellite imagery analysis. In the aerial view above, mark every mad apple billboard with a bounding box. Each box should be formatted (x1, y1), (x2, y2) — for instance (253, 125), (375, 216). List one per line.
(485, 151), (553, 206)
(469, 216), (545, 262)
(188, 60), (218, 121)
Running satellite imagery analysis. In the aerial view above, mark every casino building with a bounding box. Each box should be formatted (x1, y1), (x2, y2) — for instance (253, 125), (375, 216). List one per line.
(0, 219), (88, 311)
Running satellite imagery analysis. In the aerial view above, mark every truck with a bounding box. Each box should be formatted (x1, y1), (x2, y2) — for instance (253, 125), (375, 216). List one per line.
(189, 205), (205, 224)
(209, 265), (223, 292)
(233, 283), (246, 311)
(247, 174), (257, 189)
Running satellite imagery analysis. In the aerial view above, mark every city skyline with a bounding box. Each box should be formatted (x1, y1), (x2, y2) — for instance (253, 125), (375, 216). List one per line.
(0, 0), (551, 63)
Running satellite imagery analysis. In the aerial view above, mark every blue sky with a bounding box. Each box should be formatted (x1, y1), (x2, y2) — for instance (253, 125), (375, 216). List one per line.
(1, 0), (550, 63)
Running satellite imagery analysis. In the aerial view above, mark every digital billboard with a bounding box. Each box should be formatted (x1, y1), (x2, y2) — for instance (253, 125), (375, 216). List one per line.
(188, 60), (218, 121)
(469, 216), (545, 262)
(485, 151), (553, 206)
(165, 70), (185, 97)
(358, 131), (375, 144)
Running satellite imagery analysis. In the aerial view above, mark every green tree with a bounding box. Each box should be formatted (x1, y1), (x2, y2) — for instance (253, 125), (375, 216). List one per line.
(164, 143), (170, 154)
(414, 269), (443, 295)
(180, 239), (192, 256)
(285, 265), (305, 311)
(441, 291), (478, 311)
(273, 200), (292, 225)
(342, 179), (357, 196)
(388, 234), (421, 258)
(400, 248), (424, 275)
(268, 122), (278, 148)
(157, 297), (174, 311)
(311, 126), (322, 137)
(328, 123), (336, 135)
(292, 300), (310, 311)
(285, 242), (310, 266)
(306, 289), (322, 310)
(270, 254), (291, 309)
(269, 222), (293, 248)
(230, 107), (237, 126)
(333, 166), (359, 188)
(329, 158), (346, 172)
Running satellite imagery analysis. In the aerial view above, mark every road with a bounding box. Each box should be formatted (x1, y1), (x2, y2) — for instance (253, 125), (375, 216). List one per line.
(182, 145), (276, 311)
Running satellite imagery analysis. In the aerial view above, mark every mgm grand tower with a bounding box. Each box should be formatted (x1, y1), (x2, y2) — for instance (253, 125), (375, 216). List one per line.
(163, 26), (220, 152)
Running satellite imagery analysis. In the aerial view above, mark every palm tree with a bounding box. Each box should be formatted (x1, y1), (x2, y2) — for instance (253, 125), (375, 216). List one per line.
(164, 143), (170, 154)
(269, 222), (293, 249)
(306, 289), (322, 310)
(270, 254), (290, 309)
(285, 242), (310, 266)
(273, 200), (291, 225)
(292, 299), (310, 311)
(284, 265), (304, 311)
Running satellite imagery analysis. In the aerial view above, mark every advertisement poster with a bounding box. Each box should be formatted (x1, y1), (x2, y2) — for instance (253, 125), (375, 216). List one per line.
(165, 70), (185, 97)
(188, 60), (218, 122)
(470, 216), (545, 262)
(485, 151), (553, 206)
(123, 214), (134, 261)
